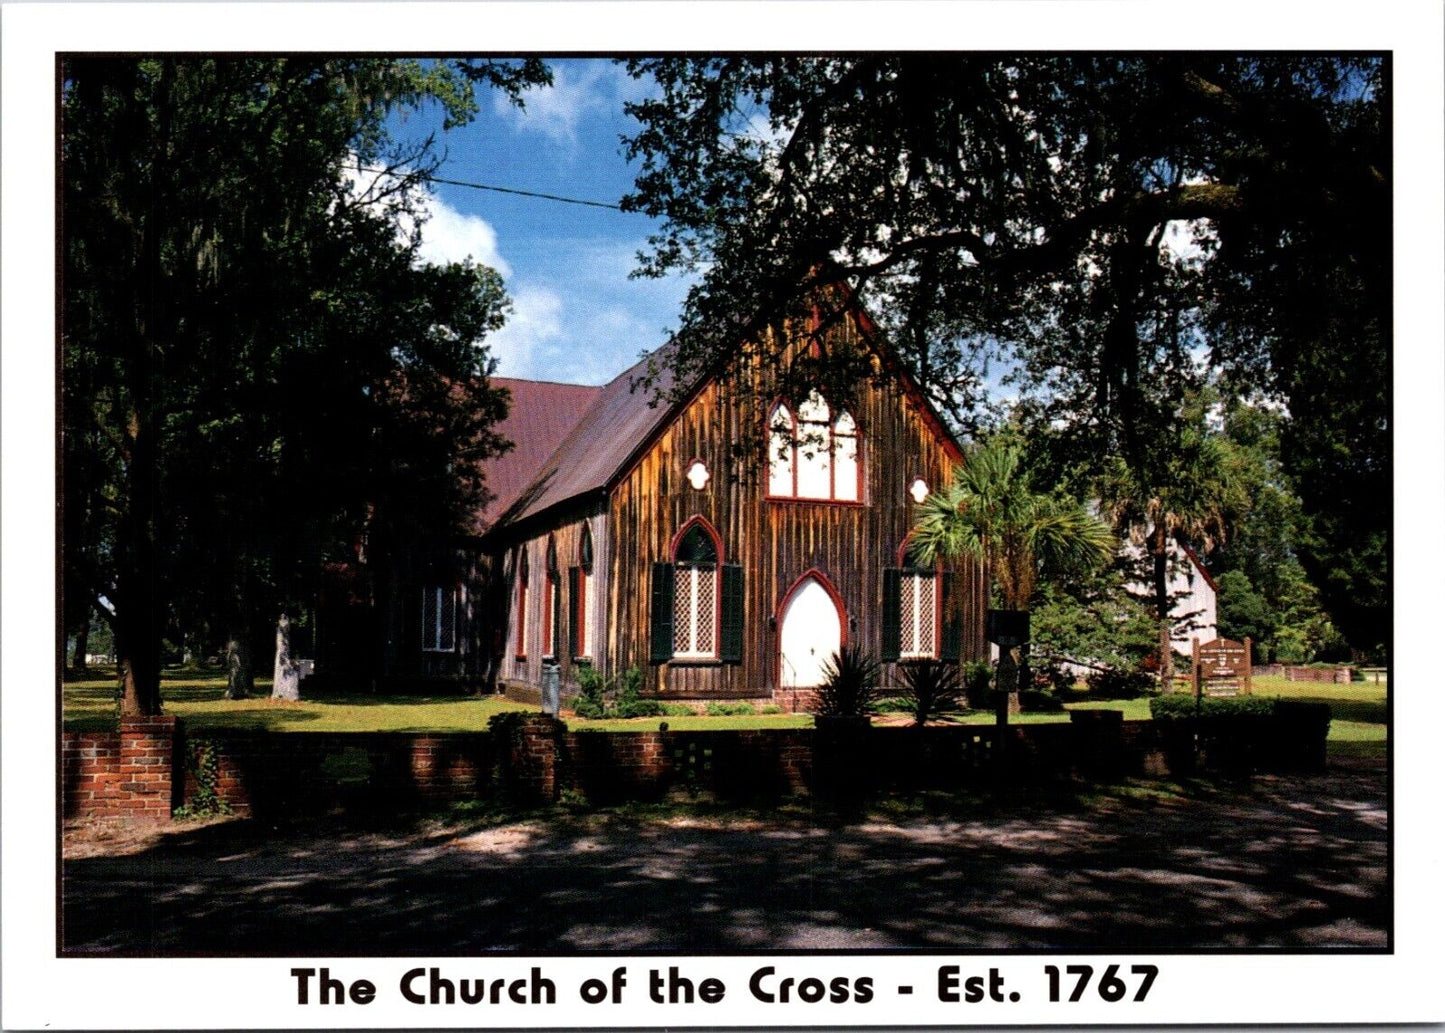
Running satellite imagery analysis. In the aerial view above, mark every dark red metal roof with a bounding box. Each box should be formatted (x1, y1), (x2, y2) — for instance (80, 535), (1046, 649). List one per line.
(491, 351), (679, 530)
(475, 377), (605, 530)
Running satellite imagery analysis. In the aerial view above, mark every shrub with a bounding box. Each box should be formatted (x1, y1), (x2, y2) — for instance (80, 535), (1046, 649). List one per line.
(1033, 662), (1077, 694)
(962, 659), (993, 710)
(813, 644), (880, 717)
(659, 702), (697, 717)
(760, 704), (784, 715)
(1019, 689), (1066, 712)
(1086, 666), (1157, 700)
(1150, 694), (1274, 720)
(896, 660), (964, 725)
(572, 664), (608, 719)
(705, 701), (756, 716)
(870, 696), (913, 714)
(569, 665), (657, 719)
(614, 699), (665, 718)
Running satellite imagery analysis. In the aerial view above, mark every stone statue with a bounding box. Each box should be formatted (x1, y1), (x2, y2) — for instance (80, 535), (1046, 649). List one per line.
(271, 613), (301, 701)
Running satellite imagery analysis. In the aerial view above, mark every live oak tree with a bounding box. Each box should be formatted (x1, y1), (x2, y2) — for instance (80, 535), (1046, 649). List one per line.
(62, 57), (548, 713)
(620, 55), (1388, 654)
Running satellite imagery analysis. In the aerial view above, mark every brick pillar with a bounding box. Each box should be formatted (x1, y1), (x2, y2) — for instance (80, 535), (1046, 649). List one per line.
(118, 715), (180, 820)
(490, 714), (562, 804)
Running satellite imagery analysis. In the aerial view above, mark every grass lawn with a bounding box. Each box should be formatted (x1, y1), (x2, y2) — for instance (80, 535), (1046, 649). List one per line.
(63, 671), (1387, 761)
(567, 713), (815, 732)
(62, 673), (532, 733)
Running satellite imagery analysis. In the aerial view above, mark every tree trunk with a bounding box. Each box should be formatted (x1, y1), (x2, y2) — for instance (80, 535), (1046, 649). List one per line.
(225, 631), (254, 699)
(1151, 528), (1170, 622)
(72, 621), (90, 675)
(995, 647), (1022, 722)
(1152, 526), (1173, 676)
(116, 598), (163, 716)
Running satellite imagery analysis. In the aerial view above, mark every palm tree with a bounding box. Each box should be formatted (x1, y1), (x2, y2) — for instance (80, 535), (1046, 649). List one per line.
(910, 435), (1114, 717)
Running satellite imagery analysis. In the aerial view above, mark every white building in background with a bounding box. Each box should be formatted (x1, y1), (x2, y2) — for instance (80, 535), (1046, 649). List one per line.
(1124, 539), (1219, 654)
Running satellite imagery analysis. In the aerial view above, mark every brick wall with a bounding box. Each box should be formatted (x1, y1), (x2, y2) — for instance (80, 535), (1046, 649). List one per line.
(63, 708), (1330, 821)
(62, 716), (179, 819)
(1284, 666), (1353, 684)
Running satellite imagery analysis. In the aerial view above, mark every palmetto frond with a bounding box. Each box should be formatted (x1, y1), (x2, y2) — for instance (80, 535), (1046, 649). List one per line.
(909, 436), (1113, 609)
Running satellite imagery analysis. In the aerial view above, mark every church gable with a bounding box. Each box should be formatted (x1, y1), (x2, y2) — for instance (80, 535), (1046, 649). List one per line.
(601, 305), (985, 701)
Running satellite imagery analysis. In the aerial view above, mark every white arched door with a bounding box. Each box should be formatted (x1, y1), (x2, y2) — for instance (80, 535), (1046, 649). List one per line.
(779, 575), (843, 689)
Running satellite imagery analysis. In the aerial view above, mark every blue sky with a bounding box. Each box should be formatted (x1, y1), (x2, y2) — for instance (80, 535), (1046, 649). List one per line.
(392, 58), (692, 386)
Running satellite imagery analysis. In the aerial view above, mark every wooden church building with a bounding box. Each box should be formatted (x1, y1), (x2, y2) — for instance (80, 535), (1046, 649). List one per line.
(318, 296), (988, 706)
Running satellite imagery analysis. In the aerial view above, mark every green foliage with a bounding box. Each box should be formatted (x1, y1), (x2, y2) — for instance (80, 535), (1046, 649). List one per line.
(1017, 689), (1066, 713)
(1030, 662), (1078, 695)
(571, 666), (665, 719)
(660, 702), (699, 717)
(871, 696), (913, 714)
(620, 55), (1385, 657)
(1085, 667), (1158, 700)
(572, 664), (609, 719)
(175, 738), (231, 817)
(910, 435), (1114, 609)
(813, 644), (880, 718)
(62, 56), (549, 712)
(895, 660), (965, 725)
(1031, 572), (1159, 674)
(705, 702), (756, 716)
(610, 668), (662, 717)
(760, 704), (785, 715)
(1150, 694), (1276, 720)
(962, 660), (994, 711)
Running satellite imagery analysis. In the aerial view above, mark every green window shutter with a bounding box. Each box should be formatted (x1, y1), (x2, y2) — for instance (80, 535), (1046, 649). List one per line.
(940, 571), (962, 661)
(881, 568), (902, 663)
(649, 562), (675, 664)
(568, 566), (581, 659)
(719, 563), (744, 663)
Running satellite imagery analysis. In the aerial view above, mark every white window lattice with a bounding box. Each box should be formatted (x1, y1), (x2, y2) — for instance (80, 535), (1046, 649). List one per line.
(673, 565), (718, 659)
(900, 572), (937, 659)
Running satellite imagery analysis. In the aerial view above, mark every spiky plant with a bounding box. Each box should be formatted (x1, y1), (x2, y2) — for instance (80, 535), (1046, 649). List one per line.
(896, 659), (965, 726)
(813, 644), (881, 718)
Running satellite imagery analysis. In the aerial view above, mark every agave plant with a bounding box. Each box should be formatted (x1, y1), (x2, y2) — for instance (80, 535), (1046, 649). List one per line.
(896, 659), (965, 726)
(813, 644), (880, 718)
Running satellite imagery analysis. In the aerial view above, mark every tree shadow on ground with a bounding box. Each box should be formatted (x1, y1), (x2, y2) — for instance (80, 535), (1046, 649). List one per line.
(61, 767), (1387, 955)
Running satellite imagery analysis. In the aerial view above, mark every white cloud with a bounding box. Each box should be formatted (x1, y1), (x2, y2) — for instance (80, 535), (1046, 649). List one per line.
(492, 60), (618, 147)
(341, 157), (511, 276)
(413, 193), (511, 277)
(486, 286), (563, 379)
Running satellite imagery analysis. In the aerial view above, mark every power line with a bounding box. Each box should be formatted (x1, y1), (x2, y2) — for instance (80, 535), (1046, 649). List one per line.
(354, 162), (629, 212)
(431, 175), (629, 212)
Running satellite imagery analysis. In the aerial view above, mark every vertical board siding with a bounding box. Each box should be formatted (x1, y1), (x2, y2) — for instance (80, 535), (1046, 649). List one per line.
(501, 505), (608, 690)
(607, 315), (986, 699)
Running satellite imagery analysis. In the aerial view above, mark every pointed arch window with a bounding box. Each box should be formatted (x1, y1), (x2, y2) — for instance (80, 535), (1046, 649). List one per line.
(570, 523), (595, 660)
(542, 535), (560, 658)
(767, 390), (862, 502)
(882, 540), (962, 664)
(650, 517), (744, 665)
(672, 521), (720, 660)
(514, 547), (529, 660)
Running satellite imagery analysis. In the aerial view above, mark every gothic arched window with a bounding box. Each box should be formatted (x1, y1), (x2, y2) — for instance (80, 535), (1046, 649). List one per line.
(767, 390), (861, 502)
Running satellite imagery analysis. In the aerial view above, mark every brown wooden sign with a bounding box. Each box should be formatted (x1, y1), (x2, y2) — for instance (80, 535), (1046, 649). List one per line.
(1191, 636), (1253, 696)
(1198, 638), (1248, 676)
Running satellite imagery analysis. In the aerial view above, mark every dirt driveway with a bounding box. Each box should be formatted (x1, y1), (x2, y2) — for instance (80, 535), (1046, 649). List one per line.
(61, 763), (1387, 954)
